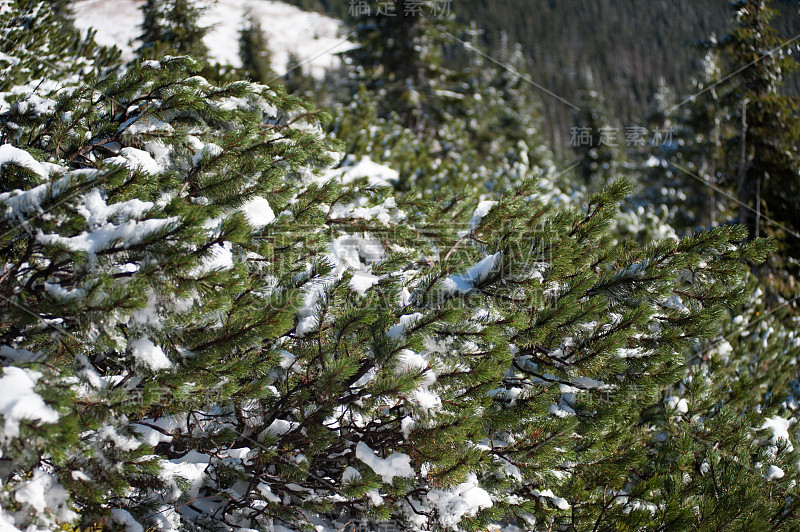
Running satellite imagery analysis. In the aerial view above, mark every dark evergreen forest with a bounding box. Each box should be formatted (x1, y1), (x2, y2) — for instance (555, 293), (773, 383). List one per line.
(288, 0), (800, 147)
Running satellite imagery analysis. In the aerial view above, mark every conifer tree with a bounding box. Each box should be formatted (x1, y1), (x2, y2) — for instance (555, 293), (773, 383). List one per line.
(0, 0), (119, 97)
(0, 1), (789, 531)
(709, 0), (800, 298)
(628, 282), (800, 531)
(343, 0), (464, 136)
(239, 10), (277, 85)
(712, 1), (800, 240)
(335, 6), (552, 192)
(284, 51), (316, 97)
(635, 64), (727, 233)
(571, 78), (618, 192)
(49, 0), (75, 29)
(647, 0), (800, 293)
(136, 0), (210, 61)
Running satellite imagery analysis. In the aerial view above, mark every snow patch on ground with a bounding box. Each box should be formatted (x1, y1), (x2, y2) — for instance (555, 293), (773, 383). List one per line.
(72, 0), (355, 78)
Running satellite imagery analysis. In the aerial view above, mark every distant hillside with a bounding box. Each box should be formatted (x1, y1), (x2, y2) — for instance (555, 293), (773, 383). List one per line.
(286, 0), (800, 148)
(72, 0), (355, 78)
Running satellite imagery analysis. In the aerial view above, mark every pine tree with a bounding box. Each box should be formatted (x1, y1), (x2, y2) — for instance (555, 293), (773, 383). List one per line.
(343, 0), (464, 136)
(136, 0), (210, 61)
(712, 1), (800, 242)
(635, 62), (727, 233)
(710, 0), (800, 300)
(335, 9), (553, 192)
(634, 0), (800, 298)
(238, 10), (277, 85)
(0, 0), (119, 97)
(284, 51), (316, 96)
(634, 283), (800, 531)
(49, 0), (75, 29)
(0, 1), (790, 531)
(571, 74), (618, 192)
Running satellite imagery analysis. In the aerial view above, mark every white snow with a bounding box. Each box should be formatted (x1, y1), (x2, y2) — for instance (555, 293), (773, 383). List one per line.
(123, 116), (174, 136)
(110, 508), (145, 532)
(570, 377), (609, 390)
(366, 489), (385, 507)
(192, 142), (222, 167)
(395, 349), (429, 372)
(160, 451), (211, 500)
(548, 402), (576, 418)
(441, 253), (501, 294)
(341, 466), (362, 483)
(348, 271), (381, 296)
(531, 488), (570, 510)
(257, 482), (282, 503)
(133, 415), (184, 446)
(325, 156), (400, 188)
(355, 441), (415, 484)
(98, 424), (142, 451)
(766, 465), (785, 481)
(393, 348), (438, 410)
(410, 388), (442, 411)
(0, 367), (59, 438)
(330, 234), (384, 278)
(275, 350), (296, 371)
(761, 415), (795, 452)
(241, 196), (275, 229)
(295, 278), (330, 337)
(44, 281), (86, 302)
(14, 469), (77, 523)
(0, 144), (48, 177)
(72, 0), (355, 79)
(130, 336), (172, 370)
(347, 196), (406, 225)
(78, 189), (154, 227)
(0, 173), (70, 221)
(108, 146), (162, 174)
(387, 313), (424, 340)
(0, 346), (43, 364)
(191, 142), (222, 168)
(427, 473), (493, 529)
(262, 419), (298, 437)
(467, 200), (497, 231)
(194, 242), (234, 274)
(37, 196), (178, 256)
(130, 293), (161, 327)
(665, 396), (688, 415)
